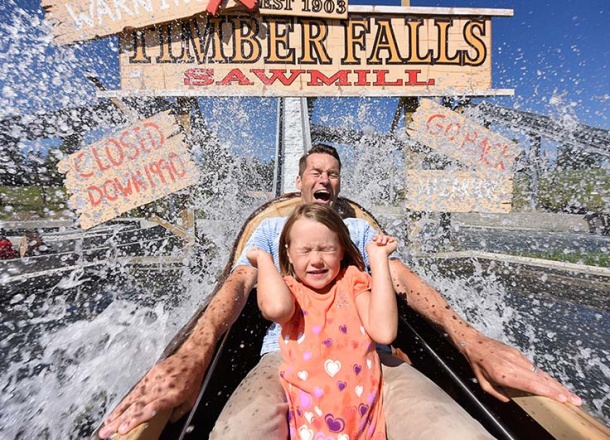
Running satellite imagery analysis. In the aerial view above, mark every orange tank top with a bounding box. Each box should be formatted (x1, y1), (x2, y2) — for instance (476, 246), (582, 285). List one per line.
(280, 265), (386, 440)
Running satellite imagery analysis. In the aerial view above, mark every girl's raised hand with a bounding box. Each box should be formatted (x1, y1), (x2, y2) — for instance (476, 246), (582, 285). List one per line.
(367, 235), (398, 257)
(246, 247), (264, 267)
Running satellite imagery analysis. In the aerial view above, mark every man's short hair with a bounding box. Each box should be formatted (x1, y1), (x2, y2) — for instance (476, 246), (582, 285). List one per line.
(298, 143), (342, 176)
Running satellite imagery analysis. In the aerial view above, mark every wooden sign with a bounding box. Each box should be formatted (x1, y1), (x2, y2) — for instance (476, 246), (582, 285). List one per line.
(57, 111), (200, 229)
(41, 0), (245, 44)
(407, 99), (519, 172)
(260, 0), (348, 19)
(111, 7), (513, 97)
(405, 170), (513, 213)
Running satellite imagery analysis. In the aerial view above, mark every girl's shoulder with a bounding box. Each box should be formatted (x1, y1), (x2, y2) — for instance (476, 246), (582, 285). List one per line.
(341, 265), (371, 288)
(282, 274), (301, 292)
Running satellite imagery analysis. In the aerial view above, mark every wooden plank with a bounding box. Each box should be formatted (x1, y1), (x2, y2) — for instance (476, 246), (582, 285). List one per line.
(40, 0), (245, 45)
(408, 99), (520, 173)
(348, 5), (513, 17)
(40, 2), (513, 45)
(405, 170), (513, 213)
(57, 110), (200, 230)
(117, 13), (500, 97)
(260, 0), (348, 19)
(98, 88), (514, 98)
(507, 392), (610, 440)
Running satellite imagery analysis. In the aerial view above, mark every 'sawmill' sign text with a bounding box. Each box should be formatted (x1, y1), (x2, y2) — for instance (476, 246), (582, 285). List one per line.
(119, 12), (503, 97)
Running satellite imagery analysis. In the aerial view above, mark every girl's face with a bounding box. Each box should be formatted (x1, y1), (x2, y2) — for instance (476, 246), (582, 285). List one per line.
(286, 217), (344, 294)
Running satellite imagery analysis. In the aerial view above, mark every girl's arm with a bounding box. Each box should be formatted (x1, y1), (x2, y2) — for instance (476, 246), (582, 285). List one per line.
(246, 247), (295, 324)
(355, 235), (398, 345)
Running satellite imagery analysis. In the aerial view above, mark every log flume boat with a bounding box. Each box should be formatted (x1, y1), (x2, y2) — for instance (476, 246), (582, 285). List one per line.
(100, 194), (610, 440)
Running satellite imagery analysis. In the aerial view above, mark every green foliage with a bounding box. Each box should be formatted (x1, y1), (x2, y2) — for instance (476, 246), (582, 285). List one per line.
(556, 145), (604, 171)
(511, 174), (531, 211)
(512, 169), (610, 213)
(511, 249), (610, 268)
(538, 169), (610, 212)
(0, 186), (69, 219)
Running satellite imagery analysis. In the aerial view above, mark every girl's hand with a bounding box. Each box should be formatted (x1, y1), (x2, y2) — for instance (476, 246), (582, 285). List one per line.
(367, 235), (398, 257)
(246, 247), (263, 268)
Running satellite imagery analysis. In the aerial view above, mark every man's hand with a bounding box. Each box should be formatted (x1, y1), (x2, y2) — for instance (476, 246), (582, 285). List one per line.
(461, 333), (582, 406)
(97, 266), (257, 438)
(98, 348), (208, 438)
(388, 258), (582, 407)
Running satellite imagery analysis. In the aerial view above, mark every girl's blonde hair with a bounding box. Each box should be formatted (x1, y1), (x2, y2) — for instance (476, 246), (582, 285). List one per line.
(279, 203), (365, 277)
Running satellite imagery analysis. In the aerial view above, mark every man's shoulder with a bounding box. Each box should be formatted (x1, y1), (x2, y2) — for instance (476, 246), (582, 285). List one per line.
(258, 216), (288, 229)
(251, 216), (288, 238)
(342, 217), (373, 230)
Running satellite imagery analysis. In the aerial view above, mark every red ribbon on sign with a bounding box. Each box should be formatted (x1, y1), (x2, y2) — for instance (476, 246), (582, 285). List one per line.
(207, 0), (258, 15)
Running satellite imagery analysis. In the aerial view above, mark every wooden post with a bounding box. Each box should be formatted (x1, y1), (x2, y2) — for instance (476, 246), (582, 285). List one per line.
(528, 133), (541, 211)
(173, 97), (198, 249)
(85, 74), (138, 123)
(399, 97), (424, 250)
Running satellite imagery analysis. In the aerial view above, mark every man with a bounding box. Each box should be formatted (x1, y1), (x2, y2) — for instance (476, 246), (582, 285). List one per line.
(100, 144), (581, 439)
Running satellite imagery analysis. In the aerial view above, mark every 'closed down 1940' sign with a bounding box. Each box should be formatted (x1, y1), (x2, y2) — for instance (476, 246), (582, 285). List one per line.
(58, 111), (200, 229)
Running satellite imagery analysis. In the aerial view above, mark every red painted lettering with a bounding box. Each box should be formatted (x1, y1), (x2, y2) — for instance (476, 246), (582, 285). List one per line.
(75, 151), (94, 178)
(91, 147), (111, 172)
(250, 69), (304, 85)
(405, 70), (435, 86)
(184, 68), (215, 86)
(87, 186), (103, 206)
(119, 131), (140, 161)
(103, 180), (118, 202)
(426, 114), (446, 135)
(114, 176), (134, 197)
(169, 152), (187, 178)
(353, 69), (371, 86)
(373, 70), (402, 86)
(307, 70), (350, 86)
(133, 170), (148, 192)
(104, 139), (125, 167)
(140, 123), (165, 152)
(217, 69), (255, 85)
(144, 163), (157, 188)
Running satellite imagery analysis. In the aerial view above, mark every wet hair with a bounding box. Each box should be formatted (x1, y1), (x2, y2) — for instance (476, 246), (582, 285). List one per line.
(298, 143), (342, 177)
(279, 203), (364, 277)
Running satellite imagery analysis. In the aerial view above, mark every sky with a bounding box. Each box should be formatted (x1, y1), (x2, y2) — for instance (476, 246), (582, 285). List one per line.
(0, 0), (608, 160)
(429, 0), (609, 129)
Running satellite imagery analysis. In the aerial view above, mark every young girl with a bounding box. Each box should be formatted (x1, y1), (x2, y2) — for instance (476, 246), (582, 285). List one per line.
(247, 203), (398, 440)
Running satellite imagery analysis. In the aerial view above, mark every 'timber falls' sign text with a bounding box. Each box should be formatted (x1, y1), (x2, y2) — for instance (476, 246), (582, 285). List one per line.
(116, 10), (508, 97)
(58, 111), (200, 229)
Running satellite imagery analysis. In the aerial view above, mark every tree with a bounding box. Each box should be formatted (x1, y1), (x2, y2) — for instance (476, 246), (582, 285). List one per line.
(556, 144), (602, 171)
(0, 140), (28, 186)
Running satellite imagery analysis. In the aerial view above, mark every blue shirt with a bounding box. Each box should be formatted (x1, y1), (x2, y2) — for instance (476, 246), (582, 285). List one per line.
(233, 216), (377, 354)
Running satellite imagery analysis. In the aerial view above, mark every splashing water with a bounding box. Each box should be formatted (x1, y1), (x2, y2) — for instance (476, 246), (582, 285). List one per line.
(1, 2), (608, 437)
(1, 104), (609, 437)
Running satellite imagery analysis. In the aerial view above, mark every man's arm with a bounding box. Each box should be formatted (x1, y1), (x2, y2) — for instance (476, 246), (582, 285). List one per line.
(388, 258), (582, 406)
(98, 265), (258, 439)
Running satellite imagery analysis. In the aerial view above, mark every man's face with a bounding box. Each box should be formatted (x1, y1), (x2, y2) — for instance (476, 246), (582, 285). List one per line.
(296, 153), (341, 207)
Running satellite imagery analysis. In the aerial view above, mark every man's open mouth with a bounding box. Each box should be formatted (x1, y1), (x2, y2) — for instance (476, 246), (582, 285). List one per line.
(314, 190), (331, 202)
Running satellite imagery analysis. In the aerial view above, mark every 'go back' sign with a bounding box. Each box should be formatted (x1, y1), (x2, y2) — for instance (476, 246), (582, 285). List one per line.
(405, 99), (519, 214)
